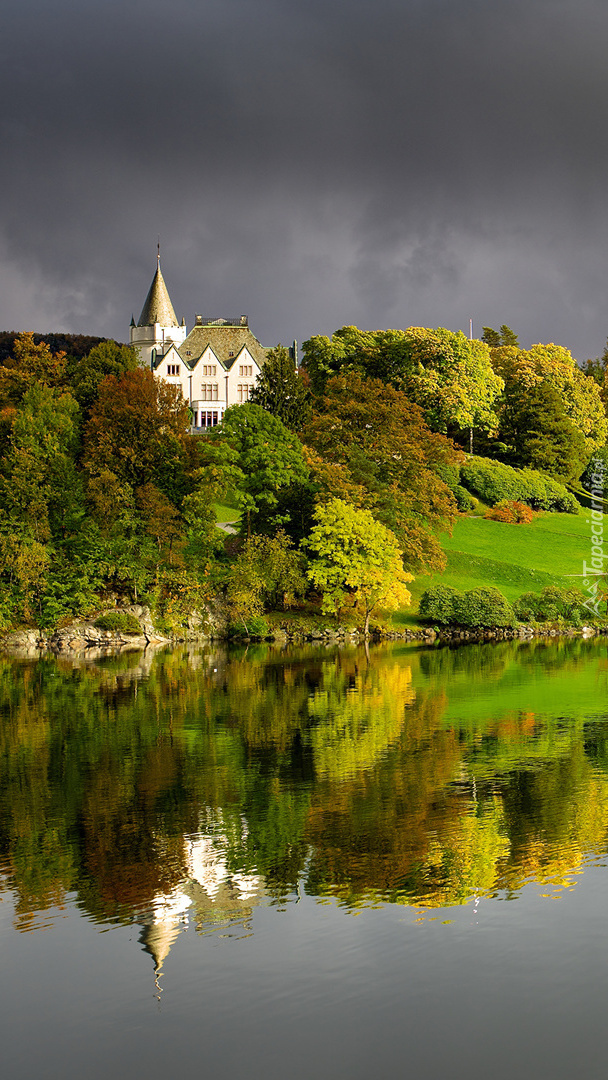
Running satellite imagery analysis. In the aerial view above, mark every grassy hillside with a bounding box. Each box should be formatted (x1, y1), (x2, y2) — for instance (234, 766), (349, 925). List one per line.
(395, 510), (602, 625)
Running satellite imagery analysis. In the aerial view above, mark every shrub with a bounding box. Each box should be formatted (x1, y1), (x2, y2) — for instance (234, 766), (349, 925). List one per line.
(454, 587), (516, 628)
(435, 464), (475, 513)
(485, 500), (534, 524)
(419, 585), (460, 625)
(419, 584), (515, 627)
(94, 612), (142, 634)
(228, 615), (269, 639)
(513, 586), (590, 624)
(454, 485), (476, 512)
(460, 456), (579, 513)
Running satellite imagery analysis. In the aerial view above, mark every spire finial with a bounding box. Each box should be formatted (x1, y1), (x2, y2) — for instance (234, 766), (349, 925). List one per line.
(157, 237), (160, 269)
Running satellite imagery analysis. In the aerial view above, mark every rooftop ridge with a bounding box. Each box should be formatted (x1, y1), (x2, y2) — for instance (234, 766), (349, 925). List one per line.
(194, 315), (248, 327)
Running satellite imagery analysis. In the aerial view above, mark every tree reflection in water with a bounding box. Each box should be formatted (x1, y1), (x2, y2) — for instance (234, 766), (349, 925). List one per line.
(0, 639), (607, 962)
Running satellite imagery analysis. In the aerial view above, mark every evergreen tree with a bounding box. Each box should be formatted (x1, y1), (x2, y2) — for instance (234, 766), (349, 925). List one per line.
(249, 345), (312, 431)
(501, 381), (588, 481)
(482, 325), (519, 347)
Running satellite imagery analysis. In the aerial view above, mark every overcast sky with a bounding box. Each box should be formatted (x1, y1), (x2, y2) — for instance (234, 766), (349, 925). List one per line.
(2, 0), (608, 360)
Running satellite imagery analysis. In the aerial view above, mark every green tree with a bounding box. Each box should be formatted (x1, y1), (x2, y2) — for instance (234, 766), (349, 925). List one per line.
(249, 345), (312, 431)
(501, 381), (589, 480)
(303, 498), (413, 634)
(212, 404), (309, 536)
(302, 325), (503, 438)
(69, 341), (139, 417)
(482, 325), (519, 347)
(0, 383), (82, 542)
(299, 326), (376, 394)
(229, 530), (306, 612)
(481, 327), (501, 347)
(490, 342), (607, 457)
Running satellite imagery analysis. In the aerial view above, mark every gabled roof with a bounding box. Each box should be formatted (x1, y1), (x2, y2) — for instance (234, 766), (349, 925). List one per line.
(138, 265), (179, 327)
(177, 323), (268, 370)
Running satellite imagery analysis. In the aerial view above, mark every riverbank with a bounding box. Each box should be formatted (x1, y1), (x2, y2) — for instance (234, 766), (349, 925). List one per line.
(2, 610), (607, 655)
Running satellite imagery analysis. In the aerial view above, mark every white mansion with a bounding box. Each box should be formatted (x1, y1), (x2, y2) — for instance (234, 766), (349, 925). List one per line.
(130, 259), (293, 429)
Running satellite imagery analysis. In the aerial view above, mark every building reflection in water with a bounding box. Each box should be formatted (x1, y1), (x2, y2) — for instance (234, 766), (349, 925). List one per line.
(138, 815), (265, 988)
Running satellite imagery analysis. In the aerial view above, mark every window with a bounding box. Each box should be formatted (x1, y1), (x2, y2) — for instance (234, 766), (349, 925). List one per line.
(200, 411), (219, 428)
(202, 364), (217, 376)
(213, 383), (218, 401)
(167, 364), (180, 376)
(237, 384), (243, 402)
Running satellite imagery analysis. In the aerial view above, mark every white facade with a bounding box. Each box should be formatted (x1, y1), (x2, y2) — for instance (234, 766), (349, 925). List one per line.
(154, 341), (262, 429)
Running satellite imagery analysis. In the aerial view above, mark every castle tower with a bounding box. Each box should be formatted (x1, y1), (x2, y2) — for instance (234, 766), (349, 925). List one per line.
(130, 254), (187, 368)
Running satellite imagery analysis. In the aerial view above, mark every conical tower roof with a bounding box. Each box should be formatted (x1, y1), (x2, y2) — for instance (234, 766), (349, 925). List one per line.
(137, 263), (179, 327)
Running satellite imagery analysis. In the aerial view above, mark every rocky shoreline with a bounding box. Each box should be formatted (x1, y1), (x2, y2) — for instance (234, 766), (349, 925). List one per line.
(269, 621), (608, 646)
(1, 606), (606, 657)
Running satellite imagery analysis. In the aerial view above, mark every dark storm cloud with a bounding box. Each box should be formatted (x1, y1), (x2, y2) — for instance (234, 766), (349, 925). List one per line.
(2, 0), (608, 358)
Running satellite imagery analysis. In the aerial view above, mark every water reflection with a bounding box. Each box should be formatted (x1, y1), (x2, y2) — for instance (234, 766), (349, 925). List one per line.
(0, 639), (607, 964)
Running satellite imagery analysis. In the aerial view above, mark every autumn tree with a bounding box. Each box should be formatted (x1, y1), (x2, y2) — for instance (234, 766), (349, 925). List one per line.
(303, 374), (461, 572)
(0, 333), (68, 430)
(249, 345), (312, 431)
(83, 368), (194, 504)
(303, 498), (413, 635)
(136, 483), (182, 563)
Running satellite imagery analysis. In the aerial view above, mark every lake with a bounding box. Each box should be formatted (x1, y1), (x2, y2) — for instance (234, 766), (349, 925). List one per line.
(1, 638), (608, 1079)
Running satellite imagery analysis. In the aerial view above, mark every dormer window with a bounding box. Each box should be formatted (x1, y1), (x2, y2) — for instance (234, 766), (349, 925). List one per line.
(228, 351), (234, 358)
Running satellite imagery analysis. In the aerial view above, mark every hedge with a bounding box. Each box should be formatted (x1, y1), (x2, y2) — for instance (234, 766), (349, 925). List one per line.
(460, 457), (579, 513)
(419, 585), (515, 627)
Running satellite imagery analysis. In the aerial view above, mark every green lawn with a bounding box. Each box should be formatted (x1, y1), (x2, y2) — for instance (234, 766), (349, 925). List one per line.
(213, 502), (241, 525)
(394, 510), (603, 626)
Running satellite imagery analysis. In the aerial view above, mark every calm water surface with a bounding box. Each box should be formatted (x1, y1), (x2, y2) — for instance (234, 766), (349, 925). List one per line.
(1, 638), (608, 1079)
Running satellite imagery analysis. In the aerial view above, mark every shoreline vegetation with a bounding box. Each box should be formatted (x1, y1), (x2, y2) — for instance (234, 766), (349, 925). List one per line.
(0, 327), (605, 645)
